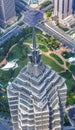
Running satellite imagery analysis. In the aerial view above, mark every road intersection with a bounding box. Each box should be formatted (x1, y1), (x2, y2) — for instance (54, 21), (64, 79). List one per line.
(0, 0), (75, 52)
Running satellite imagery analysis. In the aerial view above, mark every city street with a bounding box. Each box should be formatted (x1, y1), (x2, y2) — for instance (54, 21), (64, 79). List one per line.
(0, 0), (75, 52)
(24, 10), (44, 26)
(36, 23), (75, 51)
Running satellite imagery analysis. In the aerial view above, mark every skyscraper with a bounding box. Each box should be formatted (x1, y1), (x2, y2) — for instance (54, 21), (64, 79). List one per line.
(54, 0), (73, 20)
(0, 0), (16, 27)
(7, 28), (67, 130)
(72, 0), (75, 14)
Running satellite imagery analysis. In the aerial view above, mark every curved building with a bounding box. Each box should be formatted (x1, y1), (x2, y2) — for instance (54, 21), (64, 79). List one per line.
(7, 28), (67, 130)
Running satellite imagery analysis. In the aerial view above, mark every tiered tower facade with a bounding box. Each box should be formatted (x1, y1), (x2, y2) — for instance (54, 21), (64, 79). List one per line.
(7, 28), (67, 130)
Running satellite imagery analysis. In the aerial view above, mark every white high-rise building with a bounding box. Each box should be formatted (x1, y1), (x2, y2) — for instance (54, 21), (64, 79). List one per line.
(53, 0), (73, 20)
(7, 28), (67, 130)
(0, 0), (16, 27)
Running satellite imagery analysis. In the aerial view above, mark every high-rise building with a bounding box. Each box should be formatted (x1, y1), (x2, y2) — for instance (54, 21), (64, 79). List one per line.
(0, 0), (16, 27)
(53, 0), (73, 20)
(72, 0), (75, 14)
(7, 28), (67, 130)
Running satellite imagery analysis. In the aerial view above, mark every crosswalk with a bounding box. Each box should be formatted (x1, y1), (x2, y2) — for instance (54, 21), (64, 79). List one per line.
(24, 10), (43, 26)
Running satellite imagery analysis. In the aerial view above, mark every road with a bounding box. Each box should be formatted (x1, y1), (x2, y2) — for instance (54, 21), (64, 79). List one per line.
(0, 25), (23, 46)
(41, 4), (53, 12)
(36, 23), (75, 51)
(15, 0), (30, 11)
(0, 0), (75, 52)
(0, 7), (44, 46)
(45, 22), (75, 43)
(0, 0), (44, 46)
(24, 9), (44, 26)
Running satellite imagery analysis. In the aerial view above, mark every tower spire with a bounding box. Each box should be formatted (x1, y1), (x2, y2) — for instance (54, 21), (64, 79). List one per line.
(27, 26), (45, 77)
(32, 27), (37, 50)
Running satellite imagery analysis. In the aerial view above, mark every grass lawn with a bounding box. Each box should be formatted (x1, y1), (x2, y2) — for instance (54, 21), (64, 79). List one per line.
(36, 34), (48, 45)
(0, 50), (4, 61)
(0, 48), (63, 86)
(69, 64), (75, 75)
(46, 36), (60, 50)
(39, 45), (48, 52)
(0, 27), (60, 62)
(0, 43), (30, 87)
(67, 93), (75, 106)
(24, 34), (32, 43)
(24, 34), (60, 52)
(13, 58), (28, 78)
(45, 10), (52, 21)
(67, 62), (75, 76)
(0, 59), (28, 87)
(42, 55), (64, 72)
(7, 44), (30, 61)
(60, 70), (73, 92)
(60, 70), (75, 106)
(24, 33), (48, 45)
(50, 53), (64, 65)
(71, 23), (75, 28)
(0, 69), (13, 86)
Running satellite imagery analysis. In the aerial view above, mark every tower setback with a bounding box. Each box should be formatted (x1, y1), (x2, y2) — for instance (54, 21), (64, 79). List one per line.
(7, 28), (67, 130)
